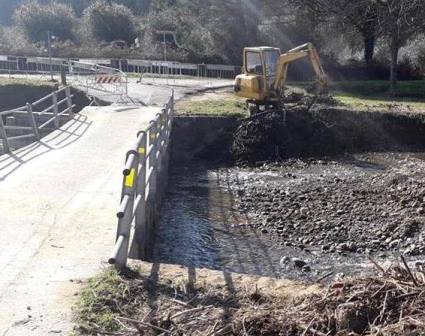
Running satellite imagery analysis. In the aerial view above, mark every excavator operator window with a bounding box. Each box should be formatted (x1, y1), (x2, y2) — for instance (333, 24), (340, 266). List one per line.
(264, 50), (280, 77)
(246, 51), (263, 75)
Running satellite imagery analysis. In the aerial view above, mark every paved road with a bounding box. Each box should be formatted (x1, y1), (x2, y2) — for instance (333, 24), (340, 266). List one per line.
(81, 77), (233, 105)
(0, 74), (233, 105)
(0, 105), (160, 335)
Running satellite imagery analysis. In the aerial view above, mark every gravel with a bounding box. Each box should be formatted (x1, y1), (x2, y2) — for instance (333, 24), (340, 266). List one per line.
(224, 153), (425, 257)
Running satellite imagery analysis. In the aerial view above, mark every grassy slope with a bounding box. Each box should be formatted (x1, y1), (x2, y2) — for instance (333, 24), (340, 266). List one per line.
(0, 77), (57, 111)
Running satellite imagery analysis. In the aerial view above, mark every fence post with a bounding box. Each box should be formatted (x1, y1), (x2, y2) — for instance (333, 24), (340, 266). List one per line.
(26, 103), (40, 140)
(134, 131), (148, 259)
(65, 87), (73, 114)
(52, 91), (59, 128)
(0, 116), (10, 153)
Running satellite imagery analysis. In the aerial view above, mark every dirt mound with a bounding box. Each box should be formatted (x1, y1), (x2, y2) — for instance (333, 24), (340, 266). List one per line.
(232, 105), (339, 164)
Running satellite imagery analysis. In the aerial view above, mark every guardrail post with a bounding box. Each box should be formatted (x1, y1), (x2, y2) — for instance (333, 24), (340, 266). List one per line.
(65, 87), (73, 114)
(52, 91), (59, 128)
(0, 116), (10, 153)
(134, 131), (148, 258)
(114, 150), (139, 268)
(26, 103), (40, 140)
(148, 120), (158, 201)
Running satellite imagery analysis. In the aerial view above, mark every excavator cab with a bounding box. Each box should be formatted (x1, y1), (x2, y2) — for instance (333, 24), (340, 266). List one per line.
(235, 47), (281, 102)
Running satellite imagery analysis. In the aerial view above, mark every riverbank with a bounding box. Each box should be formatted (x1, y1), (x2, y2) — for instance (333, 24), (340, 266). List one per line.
(74, 260), (425, 335)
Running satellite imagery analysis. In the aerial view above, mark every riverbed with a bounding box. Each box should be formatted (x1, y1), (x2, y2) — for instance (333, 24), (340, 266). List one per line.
(151, 152), (425, 281)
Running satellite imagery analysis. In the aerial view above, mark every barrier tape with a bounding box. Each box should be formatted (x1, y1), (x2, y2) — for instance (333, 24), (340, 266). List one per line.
(95, 75), (122, 84)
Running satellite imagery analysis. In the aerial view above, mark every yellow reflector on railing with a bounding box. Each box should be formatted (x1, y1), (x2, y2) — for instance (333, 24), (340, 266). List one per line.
(138, 147), (145, 155)
(125, 168), (136, 187)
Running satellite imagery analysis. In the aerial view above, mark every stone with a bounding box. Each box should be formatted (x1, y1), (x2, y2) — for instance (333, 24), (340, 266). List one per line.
(279, 256), (290, 267)
(389, 239), (400, 249)
(292, 258), (307, 268)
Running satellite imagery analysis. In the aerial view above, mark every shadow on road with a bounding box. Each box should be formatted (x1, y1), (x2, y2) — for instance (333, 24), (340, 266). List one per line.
(0, 114), (92, 181)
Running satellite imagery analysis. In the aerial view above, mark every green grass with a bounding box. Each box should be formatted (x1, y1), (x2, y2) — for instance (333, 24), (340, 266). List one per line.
(126, 72), (201, 80)
(290, 80), (425, 111)
(0, 77), (56, 87)
(176, 94), (248, 118)
(74, 268), (124, 334)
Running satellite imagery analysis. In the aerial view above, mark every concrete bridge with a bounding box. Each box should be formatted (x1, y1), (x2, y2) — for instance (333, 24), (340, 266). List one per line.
(0, 72), (231, 335)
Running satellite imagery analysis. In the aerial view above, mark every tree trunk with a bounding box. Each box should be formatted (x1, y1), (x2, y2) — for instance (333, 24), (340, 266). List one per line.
(364, 35), (375, 65)
(390, 38), (399, 94)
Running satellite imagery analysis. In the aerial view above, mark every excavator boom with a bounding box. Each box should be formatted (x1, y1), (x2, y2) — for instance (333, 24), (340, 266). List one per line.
(273, 43), (328, 93)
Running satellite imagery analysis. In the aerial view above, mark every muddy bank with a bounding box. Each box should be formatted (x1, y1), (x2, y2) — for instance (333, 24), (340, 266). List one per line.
(233, 106), (425, 164)
(173, 105), (425, 166)
(171, 116), (239, 165)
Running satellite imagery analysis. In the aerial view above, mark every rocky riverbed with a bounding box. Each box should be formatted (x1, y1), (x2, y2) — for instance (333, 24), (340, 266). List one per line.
(223, 152), (425, 258)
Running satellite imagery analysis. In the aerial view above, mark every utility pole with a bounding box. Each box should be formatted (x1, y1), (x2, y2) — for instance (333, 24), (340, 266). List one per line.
(47, 31), (53, 81)
(163, 31), (167, 62)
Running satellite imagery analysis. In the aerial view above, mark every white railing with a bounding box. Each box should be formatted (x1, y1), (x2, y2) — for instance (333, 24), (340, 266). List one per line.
(0, 86), (74, 153)
(109, 92), (174, 268)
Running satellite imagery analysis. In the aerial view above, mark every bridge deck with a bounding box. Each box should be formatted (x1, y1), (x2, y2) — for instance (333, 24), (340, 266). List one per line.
(0, 105), (159, 335)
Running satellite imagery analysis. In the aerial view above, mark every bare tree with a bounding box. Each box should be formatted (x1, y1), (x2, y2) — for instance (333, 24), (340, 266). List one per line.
(377, 0), (425, 90)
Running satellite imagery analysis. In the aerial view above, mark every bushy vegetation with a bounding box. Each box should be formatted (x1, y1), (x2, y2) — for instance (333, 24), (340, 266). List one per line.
(14, 1), (77, 42)
(1, 0), (425, 83)
(82, 0), (137, 45)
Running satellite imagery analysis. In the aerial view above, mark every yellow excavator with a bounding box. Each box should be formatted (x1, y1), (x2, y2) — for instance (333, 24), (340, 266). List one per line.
(234, 43), (328, 114)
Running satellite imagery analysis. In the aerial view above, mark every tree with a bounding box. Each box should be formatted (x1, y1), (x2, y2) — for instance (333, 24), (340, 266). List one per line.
(82, 0), (138, 44)
(286, 0), (381, 64)
(14, 0), (77, 42)
(377, 0), (425, 90)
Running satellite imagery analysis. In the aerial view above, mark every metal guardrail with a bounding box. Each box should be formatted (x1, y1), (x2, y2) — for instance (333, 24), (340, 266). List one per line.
(68, 60), (128, 98)
(0, 55), (239, 79)
(109, 91), (174, 268)
(0, 57), (128, 99)
(0, 86), (74, 153)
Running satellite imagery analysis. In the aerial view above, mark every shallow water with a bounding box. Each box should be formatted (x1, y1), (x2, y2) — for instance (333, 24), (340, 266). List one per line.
(150, 153), (425, 281)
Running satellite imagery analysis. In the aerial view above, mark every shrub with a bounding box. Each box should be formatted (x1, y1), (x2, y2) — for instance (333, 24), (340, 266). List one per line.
(82, 0), (138, 45)
(14, 1), (77, 42)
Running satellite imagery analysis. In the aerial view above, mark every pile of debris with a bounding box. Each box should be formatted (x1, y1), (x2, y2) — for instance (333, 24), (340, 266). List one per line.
(76, 259), (425, 335)
(232, 98), (340, 165)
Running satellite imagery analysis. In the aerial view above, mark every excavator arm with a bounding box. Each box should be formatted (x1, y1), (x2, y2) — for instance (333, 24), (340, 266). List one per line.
(273, 43), (328, 94)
